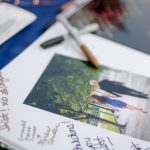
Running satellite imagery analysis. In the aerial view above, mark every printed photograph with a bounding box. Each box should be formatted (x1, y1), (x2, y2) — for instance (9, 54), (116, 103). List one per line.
(68, 0), (150, 54)
(24, 54), (150, 142)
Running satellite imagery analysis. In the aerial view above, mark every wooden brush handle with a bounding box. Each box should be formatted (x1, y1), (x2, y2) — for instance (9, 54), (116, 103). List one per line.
(80, 44), (100, 68)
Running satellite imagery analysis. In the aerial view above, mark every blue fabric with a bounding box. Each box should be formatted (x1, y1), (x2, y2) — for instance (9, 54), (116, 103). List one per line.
(0, 0), (69, 69)
(101, 96), (127, 108)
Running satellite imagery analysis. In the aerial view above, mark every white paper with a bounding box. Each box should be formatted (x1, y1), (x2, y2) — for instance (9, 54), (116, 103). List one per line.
(0, 22), (150, 150)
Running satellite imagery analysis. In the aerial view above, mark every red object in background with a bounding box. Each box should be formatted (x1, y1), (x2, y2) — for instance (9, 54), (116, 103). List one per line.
(89, 0), (125, 27)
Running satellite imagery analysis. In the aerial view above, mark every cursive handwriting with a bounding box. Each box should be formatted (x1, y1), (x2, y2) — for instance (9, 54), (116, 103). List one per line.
(18, 120), (60, 146)
(18, 120), (36, 141)
(0, 111), (10, 131)
(18, 120), (37, 141)
(130, 142), (150, 150)
(0, 71), (10, 131)
(84, 136), (114, 150)
(37, 123), (60, 145)
(62, 121), (83, 150)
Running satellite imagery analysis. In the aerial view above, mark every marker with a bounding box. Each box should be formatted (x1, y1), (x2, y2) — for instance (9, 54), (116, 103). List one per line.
(57, 15), (100, 68)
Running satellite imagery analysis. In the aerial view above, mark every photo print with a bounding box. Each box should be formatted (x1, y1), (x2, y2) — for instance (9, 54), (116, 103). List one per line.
(24, 54), (150, 142)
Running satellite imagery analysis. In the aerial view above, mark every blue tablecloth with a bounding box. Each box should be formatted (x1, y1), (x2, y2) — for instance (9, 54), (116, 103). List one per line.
(0, 0), (69, 69)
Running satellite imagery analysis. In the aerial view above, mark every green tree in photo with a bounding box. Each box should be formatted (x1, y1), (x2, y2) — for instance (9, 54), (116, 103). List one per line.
(24, 54), (125, 130)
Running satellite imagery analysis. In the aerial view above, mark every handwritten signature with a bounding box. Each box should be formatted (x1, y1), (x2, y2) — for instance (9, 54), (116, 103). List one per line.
(84, 136), (114, 150)
(130, 142), (150, 150)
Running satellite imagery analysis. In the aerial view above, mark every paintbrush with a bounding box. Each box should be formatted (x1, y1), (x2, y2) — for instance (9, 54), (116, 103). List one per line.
(57, 15), (100, 68)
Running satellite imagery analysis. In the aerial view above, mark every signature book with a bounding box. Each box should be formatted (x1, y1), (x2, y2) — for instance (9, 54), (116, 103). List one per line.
(0, 22), (150, 150)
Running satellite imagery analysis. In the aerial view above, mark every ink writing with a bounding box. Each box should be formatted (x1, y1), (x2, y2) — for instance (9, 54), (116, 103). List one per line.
(0, 71), (10, 131)
(62, 121), (83, 150)
(37, 123), (60, 145)
(18, 120), (37, 141)
(84, 136), (114, 150)
(18, 120), (60, 146)
(130, 142), (150, 150)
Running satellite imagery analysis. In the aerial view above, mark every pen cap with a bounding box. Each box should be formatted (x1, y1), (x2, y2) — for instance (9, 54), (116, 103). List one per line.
(40, 36), (64, 49)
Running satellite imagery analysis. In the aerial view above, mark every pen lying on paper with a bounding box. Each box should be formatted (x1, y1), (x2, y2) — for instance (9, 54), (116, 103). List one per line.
(57, 15), (100, 68)
(40, 23), (99, 49)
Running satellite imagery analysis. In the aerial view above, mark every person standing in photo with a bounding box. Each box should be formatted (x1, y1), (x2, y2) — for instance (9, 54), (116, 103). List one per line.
(91, 94), (147, 113)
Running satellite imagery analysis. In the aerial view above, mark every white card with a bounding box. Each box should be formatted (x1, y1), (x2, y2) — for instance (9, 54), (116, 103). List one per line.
(0, 2), (36, 45)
